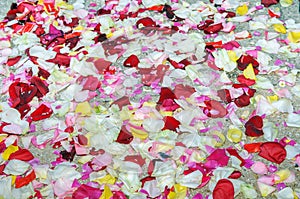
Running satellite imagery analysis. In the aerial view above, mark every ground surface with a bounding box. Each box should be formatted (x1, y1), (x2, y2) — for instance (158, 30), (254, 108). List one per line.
(1, 0), (300, 199)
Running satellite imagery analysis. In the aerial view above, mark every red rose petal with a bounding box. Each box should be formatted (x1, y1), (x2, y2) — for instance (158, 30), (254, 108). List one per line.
(213, 179), (234, 199)
(246, 115), (263, 128)
(234, 94), (250, 107)
(237, 54), (259, 71)
(244, 142), (263, 153)
(30, 104), (53, 121)
(203, 100), (228, 118)
(8, 148), (34, 161)
(203, 23), (223, 34)
(17, 104), (31, 119)
(116, 126), (133, 144)
(261, 0), (279, 7)
(30, 76), (49, 97)
(81, 76), (100, 91)
(6, 56), (22, 66)
(237, 75), (256, 86)
(228, 170), (242, 179)
(197, 19), (214, 30)
(78, 135), (88, 145)
(92, 58), (112, 74)
(9, 82), (37, 108)
(244, 115), (264, 137)
(258, 142), (286, 164)
(158, 87), (177, 104)
(136, 17), (157, 28)
(162, 116), (180, 131)
(38, 67), (51, 79)
(47, 53), (70, 67)
(15, 170), (36, 188)
(123, 54), (140, 67)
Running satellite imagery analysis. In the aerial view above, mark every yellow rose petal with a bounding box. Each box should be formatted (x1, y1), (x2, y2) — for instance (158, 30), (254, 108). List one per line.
(227, 50), (239, 62)
(168, 184), (187, 199)
(243, 63), (256, 80)
(227, 128), (243, 143)
(212, 131), (225, 147)
(288, 31), (300, 43)
(273, 24), (286, 34)
(267, 95), (278, 103)
(275, 169), (291, 183)
(280, 0), (293, 7)
(75, 102), (92, 116)
(93, 174), (116, 185)
(100, 185), (113, 199)
(236, 4), (248, 16)
(2, 145), (19, 160)
(130, 127), (148, 140)
(11, 175), (16, 185)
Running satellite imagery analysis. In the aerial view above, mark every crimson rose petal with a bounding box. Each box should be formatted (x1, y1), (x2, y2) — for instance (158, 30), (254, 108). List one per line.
(123, 54), (140, 67)
(237, 54), (259, 71)
(30, 104), (53, 121)
(234, 94), (250, 107)
(158, 87), (177, 104)
(203, 23), (223, 34)
(258, 142), (286, 164)
(162, 116), (180, 131)
(15, 170), (36, 188)
(244, 115), (264, 137)
(213, 179), (234, 199)
(136, 17), (157, 28)
(8, 149), (34, 161)
(261, 0), (279, 7)
(116, 127), (133, 144)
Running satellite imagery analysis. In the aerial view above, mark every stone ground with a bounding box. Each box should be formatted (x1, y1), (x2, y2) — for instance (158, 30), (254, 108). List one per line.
(0, 0), (300, 199)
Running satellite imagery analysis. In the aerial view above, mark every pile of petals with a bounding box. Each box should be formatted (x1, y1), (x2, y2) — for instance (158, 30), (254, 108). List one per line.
(0, 0), (300, 198)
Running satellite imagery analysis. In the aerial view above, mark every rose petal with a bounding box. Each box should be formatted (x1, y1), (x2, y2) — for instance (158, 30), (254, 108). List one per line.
(213, 179), (234, 199)
(258, 142), (286, 164)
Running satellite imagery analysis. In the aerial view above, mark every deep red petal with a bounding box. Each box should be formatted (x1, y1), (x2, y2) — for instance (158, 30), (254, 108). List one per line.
(261, 0), (279, 7)
(213, 179), (234, 199)
(116, 127), (133, 144)
(246, 115), (263, 128)
(162, 116), (180, 131)
(6, 56), (22, 66)
(30, 76), (49, 97)
(9, 149), (34, 161)
(234, 94), (250, 107)
(237, 75), (256, 86)
(123, 54), (140, 67)
(15, 170), (36, 188)
(237, 54), (259, 71)
(203, 23), (223, 34)
(30, 104), (53, 121)
(158, 87), (177, 104)
(258, 142), (286, 164)
(136, 17), (156, 28)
